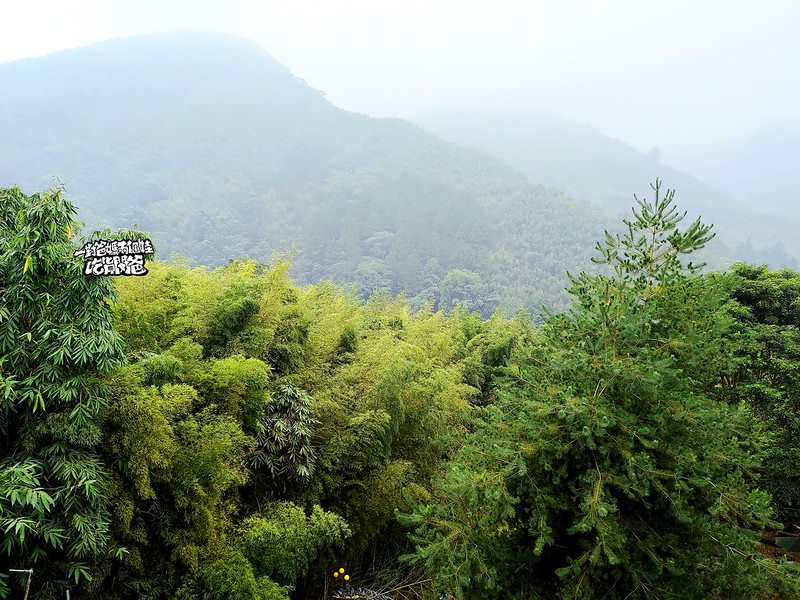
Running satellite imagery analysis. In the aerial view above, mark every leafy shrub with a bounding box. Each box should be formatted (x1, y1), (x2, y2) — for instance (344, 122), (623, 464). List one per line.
(175, 547), (291, 600)
(238, 502), (351, 584)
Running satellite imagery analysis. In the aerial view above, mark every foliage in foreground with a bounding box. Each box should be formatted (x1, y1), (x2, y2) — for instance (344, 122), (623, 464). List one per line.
(1, 185), (522, 598)
(400, 181), (800, 599)
(717, 264), (800, 526)
(3, 183), (800, 599)
(86, 257), (508, 599)
(0, 187), (129, 599)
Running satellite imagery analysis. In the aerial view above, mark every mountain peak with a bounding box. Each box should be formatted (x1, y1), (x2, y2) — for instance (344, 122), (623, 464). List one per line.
(0, 30), (325, 110)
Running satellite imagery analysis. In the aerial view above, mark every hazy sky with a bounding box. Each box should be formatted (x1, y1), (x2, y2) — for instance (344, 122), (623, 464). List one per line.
(2, 1), (798, 166)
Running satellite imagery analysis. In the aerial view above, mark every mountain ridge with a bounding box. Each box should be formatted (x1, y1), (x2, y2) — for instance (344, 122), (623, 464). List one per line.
(0, 31), (613, 315)
(410, 107), (799, 267)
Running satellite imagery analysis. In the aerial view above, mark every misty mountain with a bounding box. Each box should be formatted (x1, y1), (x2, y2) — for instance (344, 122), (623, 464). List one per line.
(680, 124), (800, 219)
(0, 30), (612, 314)
(410, 109), (799, 268)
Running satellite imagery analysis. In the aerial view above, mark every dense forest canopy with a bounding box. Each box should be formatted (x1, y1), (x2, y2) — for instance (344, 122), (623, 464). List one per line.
(2, 184), (800, 599)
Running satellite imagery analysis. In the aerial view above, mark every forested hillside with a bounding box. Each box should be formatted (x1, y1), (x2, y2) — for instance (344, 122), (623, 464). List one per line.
(3, 185), (800, 599)
(0, 31), (611, 315)
(3, 28), (800, 600)
(411, 109), (800, 268)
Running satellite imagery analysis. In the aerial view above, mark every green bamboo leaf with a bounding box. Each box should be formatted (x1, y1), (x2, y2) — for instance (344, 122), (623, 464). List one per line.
(32, 391), (44, 413)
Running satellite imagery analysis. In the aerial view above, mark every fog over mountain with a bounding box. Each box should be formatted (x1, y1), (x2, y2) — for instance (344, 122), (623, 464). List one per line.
(3, 2), (798, 174)
(0, 31), (615, 315)
(411, 108), (800, 267)
(1, 28), (797, 320)
(675, 124), (800, 219)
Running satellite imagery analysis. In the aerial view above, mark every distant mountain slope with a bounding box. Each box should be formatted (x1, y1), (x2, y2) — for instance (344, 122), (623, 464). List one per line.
(0, 31), (611, 314)
(679, 124), (800, 219)
(410, 109), (799, 268)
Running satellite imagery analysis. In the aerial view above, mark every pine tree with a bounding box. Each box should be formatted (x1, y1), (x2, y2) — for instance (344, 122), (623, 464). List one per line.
(401, 181), (799, 599)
